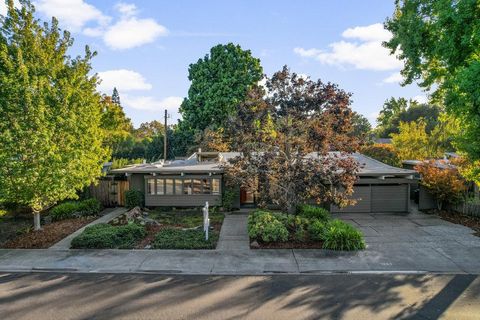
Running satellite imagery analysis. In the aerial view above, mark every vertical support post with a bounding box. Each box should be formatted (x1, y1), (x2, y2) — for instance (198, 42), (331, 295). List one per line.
(203, 201), (210, 240)
(164, 109), (168, 161)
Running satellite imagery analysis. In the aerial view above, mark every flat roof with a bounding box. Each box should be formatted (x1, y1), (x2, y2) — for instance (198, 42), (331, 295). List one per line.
(111, 152), (416, 177)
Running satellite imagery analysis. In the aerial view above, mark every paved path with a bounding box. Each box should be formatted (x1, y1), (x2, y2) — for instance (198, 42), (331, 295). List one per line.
(216, 210), (250, 251)
(49, 207), (127, 250)
(1, 273), (479, 319)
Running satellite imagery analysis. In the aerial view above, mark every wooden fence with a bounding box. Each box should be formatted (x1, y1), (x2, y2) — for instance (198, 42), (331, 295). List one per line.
(453, 202), (480, 218)
(89, 179), (129, 207)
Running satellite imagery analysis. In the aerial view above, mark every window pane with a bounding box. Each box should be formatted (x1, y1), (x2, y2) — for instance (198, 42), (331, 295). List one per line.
(175, 179), (183, 195)
(212, 179), (220, 195)
(165, 179), (174, 195)
(202, 179), (211, 194)
(147, 179), (155, 195)
(183, 179), (192, 195)
(193, 179), (202, 194)
(156, 179), (164, 195)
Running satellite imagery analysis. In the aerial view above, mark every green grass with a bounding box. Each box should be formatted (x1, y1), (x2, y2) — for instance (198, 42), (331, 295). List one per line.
(152, 228), (219, 249)
(71, 223), (146, 249)
(149, 209), (224, 228)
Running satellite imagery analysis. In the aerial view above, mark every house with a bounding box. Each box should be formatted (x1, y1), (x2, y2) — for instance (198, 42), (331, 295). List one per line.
(111, 151), (416, 213)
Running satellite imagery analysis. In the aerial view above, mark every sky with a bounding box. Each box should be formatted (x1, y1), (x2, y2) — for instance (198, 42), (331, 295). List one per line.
(1, 0), (428, 127)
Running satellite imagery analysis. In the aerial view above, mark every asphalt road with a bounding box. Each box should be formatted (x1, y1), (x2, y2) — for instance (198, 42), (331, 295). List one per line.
(1, 273), (479, 320)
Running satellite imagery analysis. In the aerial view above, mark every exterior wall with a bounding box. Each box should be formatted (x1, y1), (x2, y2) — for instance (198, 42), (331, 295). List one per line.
(129, 174), (145, 193)
(419, 185), (436, 210)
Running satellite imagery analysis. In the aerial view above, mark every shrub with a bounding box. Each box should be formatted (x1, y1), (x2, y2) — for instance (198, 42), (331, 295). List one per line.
(125, 189), (144, 209)
(248, 210), (288, 242)
(297, 205), (330, 222)
(308, 220), (327, 241)
(222, 187), (237, 211)
(322, 219), (365, 251)
(49, 198), (102, 221)
(152, 228), (218, 249)
(71, 223), (146, 249)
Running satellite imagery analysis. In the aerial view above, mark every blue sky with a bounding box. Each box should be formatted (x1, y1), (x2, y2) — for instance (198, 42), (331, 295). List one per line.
(1, 0), (427, 127)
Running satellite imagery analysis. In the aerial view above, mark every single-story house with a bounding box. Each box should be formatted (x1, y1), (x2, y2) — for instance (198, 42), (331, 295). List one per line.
(111, 151), (416, 213)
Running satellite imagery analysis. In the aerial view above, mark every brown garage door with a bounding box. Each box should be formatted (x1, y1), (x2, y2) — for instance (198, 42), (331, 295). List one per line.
(371, 184), (409, 212)
(331, 186), (371, 213)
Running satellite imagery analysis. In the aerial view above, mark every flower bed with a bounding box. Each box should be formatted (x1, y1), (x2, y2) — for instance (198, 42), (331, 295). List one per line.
(248, 205), (366, 251)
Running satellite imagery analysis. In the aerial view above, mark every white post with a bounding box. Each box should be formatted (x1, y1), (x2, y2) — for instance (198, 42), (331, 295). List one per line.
(203, 201), (210, 240)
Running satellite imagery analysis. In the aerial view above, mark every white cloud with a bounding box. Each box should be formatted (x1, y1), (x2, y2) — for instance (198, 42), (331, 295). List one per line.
(122, 95), (184, 122)
(35, 0), (110, 32)
(97, 69), (152, 93)
(294, 23), (403, 71)
(382, 72), (403, 84)
(115, 2), (138, 17)
(103, 17), (168, 50)
(342, 23), (391, 42)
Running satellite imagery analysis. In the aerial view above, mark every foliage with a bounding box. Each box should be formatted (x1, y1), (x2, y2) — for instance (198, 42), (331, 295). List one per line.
(308, 220), (327, 241)
(194, 127), (231, 152)
(133, 120), (165, 141)
(415, 160), (467, 210)
(176, 43), (263, 154)
(222, 187), (237, 212)
(0, 1), (109, 228)
(361, 143), (401, 167)
(71, 223), (146, 249)
(152, 228), (219, 249)
(224, 66), (360, 214)
(111, 158), (144, 170)
(350, 112), (372, 143)
(384, 0), (480, 181)
(391, 120), (436, 161)
(376, 97), (442, 138)
(149, 209), (224, 228)
(49, 198), (102, 221)
(247, 210), (289, 242)
(100, 93), (133, 156)
(125, 190), (144, 209)
(322, 219), (366, 251)
(297, 205), (330, 222)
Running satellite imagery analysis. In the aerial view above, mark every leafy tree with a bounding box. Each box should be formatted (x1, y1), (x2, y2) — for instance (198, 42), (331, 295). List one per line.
(224, 67), (359, 214)
(112, 87), (121, 105)
(415, 160), (467, 210)
(194, 127), (231, 152)
(100, 94), (133, 156)
(361, 144), (401, 167)
(177, 43), (263, 154)
(350, 112), (372, 143)
(0, 1), (109, 229)
(391, 120), (433, 161)
(134, 120), (164, 141)
(384, 0), (480, 180)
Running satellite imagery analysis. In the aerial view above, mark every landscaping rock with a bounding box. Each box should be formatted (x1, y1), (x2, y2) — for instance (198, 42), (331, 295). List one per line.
(250, 241), (260, 249)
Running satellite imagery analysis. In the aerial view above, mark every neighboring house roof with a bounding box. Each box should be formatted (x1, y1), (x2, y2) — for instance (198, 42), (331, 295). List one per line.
(112, 151), (415, 178)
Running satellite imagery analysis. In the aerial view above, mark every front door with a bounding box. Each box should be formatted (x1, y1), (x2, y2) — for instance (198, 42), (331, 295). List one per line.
(240, 188), (255, 206)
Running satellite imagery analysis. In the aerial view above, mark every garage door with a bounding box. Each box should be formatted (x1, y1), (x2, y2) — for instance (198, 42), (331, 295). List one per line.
(371, 185), (408, 212)
(331, 186), (371, 213)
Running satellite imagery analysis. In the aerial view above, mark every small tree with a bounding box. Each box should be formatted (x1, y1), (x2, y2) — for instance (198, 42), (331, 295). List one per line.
(415, 160), (467, 210)
(224, 67), (360, 214)
(391, 120), (434, 161)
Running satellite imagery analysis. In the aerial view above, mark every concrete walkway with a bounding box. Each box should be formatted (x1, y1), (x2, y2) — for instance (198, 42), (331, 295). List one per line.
(49, 207), (127, 250)
(216, 210), (250, 251)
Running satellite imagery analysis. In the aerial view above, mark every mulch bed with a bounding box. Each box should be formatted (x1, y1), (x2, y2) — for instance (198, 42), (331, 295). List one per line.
(438, 210), (480, 237)
(251, 240), (324, 249)
(3, 216), (96, 249)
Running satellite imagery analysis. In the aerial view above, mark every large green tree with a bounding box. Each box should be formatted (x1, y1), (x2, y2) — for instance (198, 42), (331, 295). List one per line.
(176, 43), (263, 155)
(0, 1), (109, 229)
(384, 0), (480, 179)
(100, 92), (133, 156)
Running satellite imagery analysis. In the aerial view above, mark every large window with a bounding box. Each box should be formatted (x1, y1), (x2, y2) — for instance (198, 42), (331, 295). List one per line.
(147, 179), (155, 195)
(193, 179), (202, 194)
(212, 178), (220, 195)
(165, 179), (174, 195)
(183, 179), (192, 195)
(175, 179), (183, 195)
(202, 179), (211, 194)
(156, 179), (164, 195)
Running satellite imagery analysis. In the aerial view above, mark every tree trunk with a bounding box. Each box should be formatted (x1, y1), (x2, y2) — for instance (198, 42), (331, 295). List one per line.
(33, 211), (41, 230)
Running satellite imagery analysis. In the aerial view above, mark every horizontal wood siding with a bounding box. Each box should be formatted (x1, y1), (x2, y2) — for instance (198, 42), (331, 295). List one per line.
(371, 185), (408, 212)
(331, 186), (371, 213)
(145, 195), (221, 207)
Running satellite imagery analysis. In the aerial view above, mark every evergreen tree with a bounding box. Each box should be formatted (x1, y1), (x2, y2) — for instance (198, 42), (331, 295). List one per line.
(112, 87), (121, 105)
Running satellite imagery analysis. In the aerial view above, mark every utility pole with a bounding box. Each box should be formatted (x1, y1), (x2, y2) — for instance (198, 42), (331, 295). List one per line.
(164, 109), (168, 161)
